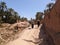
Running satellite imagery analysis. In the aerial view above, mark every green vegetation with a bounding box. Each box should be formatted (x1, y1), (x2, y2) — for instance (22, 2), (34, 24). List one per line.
(35, 12), (43, 21)
(20, 17), (27, 22)
(0, 2), (27, 24)
(44, 3), (54, 19)
(35, 3), (54, 21)
(0, 1), (54, 24)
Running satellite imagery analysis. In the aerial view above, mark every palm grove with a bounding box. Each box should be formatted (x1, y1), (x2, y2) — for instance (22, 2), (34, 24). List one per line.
(35, 2), (54, 21)
(0, 2), (28, 24)
(0, 2), (54, 24)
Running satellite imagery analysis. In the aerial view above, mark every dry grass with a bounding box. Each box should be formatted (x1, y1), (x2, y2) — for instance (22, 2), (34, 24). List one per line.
(0, 23), (27, 45)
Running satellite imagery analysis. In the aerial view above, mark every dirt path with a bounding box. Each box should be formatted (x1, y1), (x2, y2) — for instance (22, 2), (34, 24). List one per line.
(6, 24), (42, 45)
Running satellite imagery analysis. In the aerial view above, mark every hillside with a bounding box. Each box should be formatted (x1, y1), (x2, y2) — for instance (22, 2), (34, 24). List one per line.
(0, 21), (29, 45)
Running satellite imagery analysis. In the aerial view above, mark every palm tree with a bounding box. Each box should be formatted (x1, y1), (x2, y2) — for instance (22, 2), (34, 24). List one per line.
(45, 3), (54, 19)
(46, 3), (54, 11)
(20, 17), (27, 21)
(7, 8), (20, 23)
(14, 11), (20, 20)
(0, 2), (7, 11)
(36, 12), (43, 20)
(8, 8), (14, 15)
(0, 2), (7, 23)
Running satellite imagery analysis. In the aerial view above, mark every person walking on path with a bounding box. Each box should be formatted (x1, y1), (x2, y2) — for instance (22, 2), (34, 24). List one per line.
(31, 21), (34, 28)
(32, 23), (34, 28)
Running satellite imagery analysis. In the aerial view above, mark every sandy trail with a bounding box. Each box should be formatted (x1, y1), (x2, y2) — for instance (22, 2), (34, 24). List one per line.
(6, 24), (42, 45)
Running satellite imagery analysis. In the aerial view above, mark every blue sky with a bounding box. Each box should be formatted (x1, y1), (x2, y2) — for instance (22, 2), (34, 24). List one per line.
(0, 0), (55, 20)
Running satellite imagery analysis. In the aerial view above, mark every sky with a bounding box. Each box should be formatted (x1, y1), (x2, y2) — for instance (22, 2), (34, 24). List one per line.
(0, 0), (55, 20)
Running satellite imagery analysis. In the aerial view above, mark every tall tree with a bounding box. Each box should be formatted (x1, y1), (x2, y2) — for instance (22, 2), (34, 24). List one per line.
(0, 2), (7, 23)
(46, 3), (54, 11)
(21, 17), (27, 21)
(8, 8), (14, 15)
(45, 3), (54, 19)
(0, 2), (21, 24)
(14, 11), (20, 21)
(0, 2), (7, 11)
(36, 12), (43, 20)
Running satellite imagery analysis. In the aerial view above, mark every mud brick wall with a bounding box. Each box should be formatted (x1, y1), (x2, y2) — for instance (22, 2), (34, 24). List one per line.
(43, 0), (60, 45)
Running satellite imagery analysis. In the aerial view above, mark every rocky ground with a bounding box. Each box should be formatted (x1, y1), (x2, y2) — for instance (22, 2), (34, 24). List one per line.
(6, 24), (42, 45)
(0, 22), (29, 45)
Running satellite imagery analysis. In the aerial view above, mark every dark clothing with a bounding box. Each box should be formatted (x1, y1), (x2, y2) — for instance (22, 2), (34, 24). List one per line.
(31, 21), (34, 28)
(32, 24), (34, 28)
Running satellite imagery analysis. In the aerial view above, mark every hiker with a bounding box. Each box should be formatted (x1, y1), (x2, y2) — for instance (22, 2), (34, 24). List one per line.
(31, 21), (34, 28)
(32, 23), (34, 28)
(37, 20), (40, 27)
